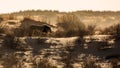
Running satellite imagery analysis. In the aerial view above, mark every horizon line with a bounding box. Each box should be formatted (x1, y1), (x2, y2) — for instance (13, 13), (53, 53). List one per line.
(1, 9), (120, 14)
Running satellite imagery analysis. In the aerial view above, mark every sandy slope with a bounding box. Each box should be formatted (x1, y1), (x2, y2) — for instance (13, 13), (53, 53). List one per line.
(0, 35), (120, 68)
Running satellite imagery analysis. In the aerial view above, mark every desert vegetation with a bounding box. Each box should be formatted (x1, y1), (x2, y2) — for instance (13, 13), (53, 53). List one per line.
(0, 10), (120, 68)
(56, 13), (86, 37)
(103, 23), (120, 41)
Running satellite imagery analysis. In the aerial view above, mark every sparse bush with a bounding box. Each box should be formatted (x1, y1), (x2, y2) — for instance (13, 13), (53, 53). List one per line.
(3, 53), (18, 68)
(0, 17), (3, 22)
(84, 60), (100, 68)
(110, 58), (120, 68)
(2, 33), (26, 50)
(7, 14), (15, 20)
(3, 33), (28, 50)
(103, 23), (120, 40)
(86, 24), (96, 35)
(0, 27), (5, 34)
(56, 13), (85, 37)
(0, 22), (6, 34)
(3, 34), (16, 49)
(33, 58), (57, 68)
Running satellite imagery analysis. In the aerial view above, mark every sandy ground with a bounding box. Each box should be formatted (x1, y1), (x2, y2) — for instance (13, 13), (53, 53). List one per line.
(0, 35), (120, 68)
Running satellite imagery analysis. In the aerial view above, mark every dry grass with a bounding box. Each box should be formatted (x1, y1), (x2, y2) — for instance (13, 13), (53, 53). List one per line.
(86, 24), (96, 35)
(0, 17), (3, 22)
(103, 23), (120, 40)
(2, 34), (16, 49)
(0, 11), (120, 68)
(56, 13), (86, 37)
(0, 27), (5, 34)
(2, 53), (18, 68)
(84, 60), (100, 68)
(33, 58), (57, 68)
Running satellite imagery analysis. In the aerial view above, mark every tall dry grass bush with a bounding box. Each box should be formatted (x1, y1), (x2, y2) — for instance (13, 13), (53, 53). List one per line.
(103, 23), (120, 40)
(0, 17), (3, 22)
(0, 27), (5, 34)
(33, 58), (57, 68)
(56, 13), (85, 37)
(2, 33), (26, 50)
(3, 34), (16, 49)
(0, 22), (7, 34)
(3, 53), (18, 68)
(86, 24), (96, 35)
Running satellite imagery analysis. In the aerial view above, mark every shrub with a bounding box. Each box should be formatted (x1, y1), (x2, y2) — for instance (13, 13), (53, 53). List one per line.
(0, 17), (3, 22)
(34, 58), (57, 68)
(3, 53), (18, 68)
(2, 34), (26, 50)
(56, 13), (85, 37)
(0, 22), (6, 34)
(86, 24), (96, 35)
(103, 23), (120, 40)
(3, 34), (16, 49)
(84, 60), (100, 68)
(0, 27), (5, 34)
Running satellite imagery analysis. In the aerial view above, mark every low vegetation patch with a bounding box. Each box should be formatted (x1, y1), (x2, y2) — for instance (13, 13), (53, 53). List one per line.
(103, 23), (120, 41)
(56, 13), (86, 37)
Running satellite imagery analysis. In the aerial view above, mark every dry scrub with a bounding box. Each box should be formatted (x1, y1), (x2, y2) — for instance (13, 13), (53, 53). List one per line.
(103, 23), (120, 41)
(56, 14), (86, 37)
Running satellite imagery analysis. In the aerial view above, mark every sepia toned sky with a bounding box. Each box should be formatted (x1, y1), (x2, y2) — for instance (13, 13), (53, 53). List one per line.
(0, 0), (120, 13)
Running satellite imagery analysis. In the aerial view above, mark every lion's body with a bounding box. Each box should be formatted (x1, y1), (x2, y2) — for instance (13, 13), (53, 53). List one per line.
(29, 25), (52, 36)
